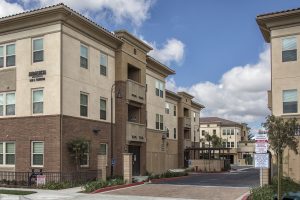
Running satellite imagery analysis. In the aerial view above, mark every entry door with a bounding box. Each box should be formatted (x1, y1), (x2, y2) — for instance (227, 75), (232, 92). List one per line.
(128, 146), (140, 176)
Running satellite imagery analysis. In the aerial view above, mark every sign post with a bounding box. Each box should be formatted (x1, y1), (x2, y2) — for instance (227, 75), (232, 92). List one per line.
(254, 134), (269, 186)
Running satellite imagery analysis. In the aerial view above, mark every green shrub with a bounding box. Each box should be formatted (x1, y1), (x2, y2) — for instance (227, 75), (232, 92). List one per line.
(250, 185), (274, 200)
(82, 178), (125, 193)
(40, 181), (79, 190)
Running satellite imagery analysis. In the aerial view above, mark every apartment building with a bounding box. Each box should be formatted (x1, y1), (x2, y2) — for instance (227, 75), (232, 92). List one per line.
(0, 4), (204, 176)
(199, 117), (249, 164)
(257, 8), (300, 182)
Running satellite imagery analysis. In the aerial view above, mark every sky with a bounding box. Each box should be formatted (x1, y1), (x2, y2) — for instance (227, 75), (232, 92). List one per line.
(2, 0), (300, 134)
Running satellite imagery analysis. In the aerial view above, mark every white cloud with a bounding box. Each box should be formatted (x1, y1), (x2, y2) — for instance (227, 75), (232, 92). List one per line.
(149, 38), (185, 66)
(167, 46), (271, 124)
(0, 0), (24, 18)
(20, 0), (155, 27)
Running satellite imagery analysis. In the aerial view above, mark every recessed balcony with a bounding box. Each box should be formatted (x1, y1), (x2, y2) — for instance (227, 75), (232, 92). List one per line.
(126, 80), (146, 104)
(126, 121), (146, 143)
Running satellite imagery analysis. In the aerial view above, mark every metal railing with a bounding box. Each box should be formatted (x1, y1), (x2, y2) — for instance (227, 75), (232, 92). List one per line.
(0, 170), (100, 187)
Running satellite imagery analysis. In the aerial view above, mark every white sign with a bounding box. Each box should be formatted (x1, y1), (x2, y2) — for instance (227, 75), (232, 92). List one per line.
(36, 175), (46, 186)
(255, 134), (268, 142)
(254, 153), (269, 168)
(255, 143), (268, 154)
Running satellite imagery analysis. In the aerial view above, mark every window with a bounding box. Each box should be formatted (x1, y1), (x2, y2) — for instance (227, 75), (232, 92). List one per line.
(32, 141), (44, 167)
(231, 129), (234, 135)
(33, 38), (44, 62)
(282, 37), (297, 62)
(231, 142), (235, 148)
(0, 142), (15, 166)
(193, 112), (196, 122)
(155, 80), (164, 98)
(155, 114), (164, 130)
(227, 129), (230, 135)
(222, 129), (226, 135)
(99, 143), (107, 155)
(0, 92), (15, 116)
(213, 129), (216, 135)
(174, 128), (177, 139)
(227, 142), (230, 148)
(80, 93), (88, 117)
(166, 128), (169, 138)
(202, 130), (205, 136)
(100, 53), (108, 76)
(165, 103), (170, 114)
(80, 143), (89, 167)
(174, 105), (176, 116)
(6, 44), (15, 67)
(32, 89), (43, 114)
(0, 46), (3, 68)
(283, 89), (298, 113)
(223, 142), (226, 148)
(100, 98), (107, 120)
(0, 44), (15, 68)
(80, 45), (88, 69)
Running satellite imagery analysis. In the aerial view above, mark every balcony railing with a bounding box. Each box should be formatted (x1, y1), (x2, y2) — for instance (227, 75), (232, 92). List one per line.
(126, 122), (146, 143)
(183, 117), (191, 129)
(268, 90), (272, 110)
(126, 80), (146, 104)
(184, 139), (192, 148)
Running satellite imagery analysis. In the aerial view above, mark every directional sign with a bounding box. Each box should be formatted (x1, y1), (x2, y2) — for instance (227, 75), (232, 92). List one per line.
(254, 153), (269, 168)
(255, 134), (268, 143)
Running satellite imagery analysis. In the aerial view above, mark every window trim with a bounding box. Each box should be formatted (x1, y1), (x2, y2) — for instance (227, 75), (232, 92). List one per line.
(100, 52), (108, 76)
(0, 142), (15, 167)
(80, 44), (89, 69)
(100, 97), (107, 120)
(282, 37), (297, 62)
(31, 141), (44, 168)
(80, 92), (89, 117)
(155, 114), (164, 131)
(0, 43), (16, 69)
(155, 80), (164, 98)
(32, 37), (44, 63)
(283, 89), (298, 114)
(0, 91), (16, 117)
(32, 88), (44, 115)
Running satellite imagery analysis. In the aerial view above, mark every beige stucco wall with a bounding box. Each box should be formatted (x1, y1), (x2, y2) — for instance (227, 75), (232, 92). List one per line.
(165, 97), (178, 140)
(146, 69), (165, 130)
(191, 107), (200, 142)
(0, 24), (61, 118)
(61, 25), (115, 122)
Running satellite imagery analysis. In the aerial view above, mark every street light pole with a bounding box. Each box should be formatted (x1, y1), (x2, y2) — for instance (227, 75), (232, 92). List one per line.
(110, 83), (115, 178)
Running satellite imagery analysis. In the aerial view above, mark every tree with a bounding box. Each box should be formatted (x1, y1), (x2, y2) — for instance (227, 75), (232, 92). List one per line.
(262, 115), (299, 199)
(247, 132), (255, 141)
(67, 138), (89, 171)
(204, 133), (223, 148)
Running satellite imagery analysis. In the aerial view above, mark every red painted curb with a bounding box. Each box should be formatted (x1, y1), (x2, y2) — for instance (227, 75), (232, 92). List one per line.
(92, 181), (144, 194)
(149, 175), (189, 183)
(241, 194), (249, 200)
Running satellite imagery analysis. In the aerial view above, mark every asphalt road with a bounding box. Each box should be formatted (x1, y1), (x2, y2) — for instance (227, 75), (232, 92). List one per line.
(154, 167), (260, 187)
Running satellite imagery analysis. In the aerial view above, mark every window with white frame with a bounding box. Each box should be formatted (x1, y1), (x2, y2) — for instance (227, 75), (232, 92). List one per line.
(80, 142), (89, 167)
(0, 142), (15, 166)
(227, 142), (230, 148)
(31, 141), (44, 167)
(33, 38), (44, 63)
(222, 129), (226, 135)
(193, 112), (196, 122)
(80, 93), (88, 117)
(100, 53), (108, 76)
(155, 80), (164, 98)
(0, 92), (15, 116)
(0, 44), (16, 68)
(231, 142), (235, 148)
(100, 98), (107, 120)
(165, 103), (170, 114)
(80, 44), (88, 69)
(283, 89), (298, 113)
(231, 129), (234, 135)
(282, 37), (297, 62)
(155, 114), (164, 130)
(32, 89), (43, 114)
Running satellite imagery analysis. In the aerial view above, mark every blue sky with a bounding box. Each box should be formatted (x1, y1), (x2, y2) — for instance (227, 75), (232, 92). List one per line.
(3, 0), (300, 133)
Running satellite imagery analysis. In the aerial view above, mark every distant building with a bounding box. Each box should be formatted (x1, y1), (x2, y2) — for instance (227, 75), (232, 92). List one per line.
(200, 117), (251, 165)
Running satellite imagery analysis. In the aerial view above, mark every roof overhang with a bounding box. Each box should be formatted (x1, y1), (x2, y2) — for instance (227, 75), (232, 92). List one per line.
(257, 9), (300, 43)
(146, 56), (175, 78)
(191, 100), (205, 110)
(166, 90), (181, 102)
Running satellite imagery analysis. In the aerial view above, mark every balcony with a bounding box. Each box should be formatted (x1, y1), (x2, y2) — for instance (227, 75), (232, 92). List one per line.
(267, 90), (272, 110)
(184, 139), (192, 148)
(126, 122), (146, 143)
(183, 117), (191, 129)
(126, 80), (146, 104)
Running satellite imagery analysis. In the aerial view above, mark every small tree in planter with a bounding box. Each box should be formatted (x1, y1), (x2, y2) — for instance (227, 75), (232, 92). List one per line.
(67, 138), (89, 171)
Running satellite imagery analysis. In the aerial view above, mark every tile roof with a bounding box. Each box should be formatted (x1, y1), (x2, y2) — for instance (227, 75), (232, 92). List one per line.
(0, 3), (122, 42)
(200, 117), (240, 126)
(257, 7), (300, 18)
